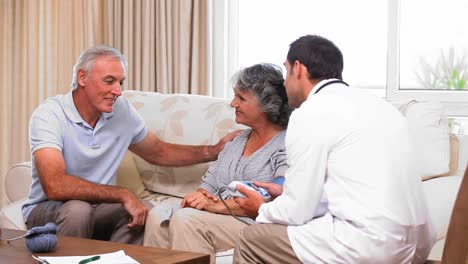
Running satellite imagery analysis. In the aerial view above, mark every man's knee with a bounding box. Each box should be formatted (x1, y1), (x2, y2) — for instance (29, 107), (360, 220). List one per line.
(236, 224), (267, 254)
(57, 200), (93, 231)
(27, 200), (64, 228)
(238, 225), (258, 245)
(237, 227), (249, 250)
(60, 200), (93, 218)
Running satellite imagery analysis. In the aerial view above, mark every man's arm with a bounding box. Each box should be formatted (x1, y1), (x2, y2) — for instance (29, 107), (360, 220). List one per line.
(253, 104), (334, 225)
(34, 148), (147, 228)
(129, 130), (240, 166)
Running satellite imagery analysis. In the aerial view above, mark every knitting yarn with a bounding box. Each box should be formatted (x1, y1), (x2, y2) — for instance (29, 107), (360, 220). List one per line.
(24, 222), (58, 253)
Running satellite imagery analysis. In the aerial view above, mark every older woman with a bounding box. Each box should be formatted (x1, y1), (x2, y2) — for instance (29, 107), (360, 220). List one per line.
(144, 63), (292, 263)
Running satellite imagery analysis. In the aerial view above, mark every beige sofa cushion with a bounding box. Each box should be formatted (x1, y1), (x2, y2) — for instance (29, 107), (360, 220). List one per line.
(446, 134), (459, 176)
(116, 151), (151, 198)
(122, 91), (243, 197)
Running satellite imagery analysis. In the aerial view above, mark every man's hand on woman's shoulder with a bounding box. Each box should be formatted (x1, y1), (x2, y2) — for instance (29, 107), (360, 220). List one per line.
(213, 129), (242, 154)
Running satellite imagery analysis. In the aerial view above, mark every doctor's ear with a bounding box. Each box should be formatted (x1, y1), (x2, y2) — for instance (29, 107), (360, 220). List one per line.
(293, 60), (307, 79)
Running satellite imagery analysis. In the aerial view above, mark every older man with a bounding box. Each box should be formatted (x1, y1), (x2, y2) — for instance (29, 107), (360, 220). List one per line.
(23, 45), (237, 244)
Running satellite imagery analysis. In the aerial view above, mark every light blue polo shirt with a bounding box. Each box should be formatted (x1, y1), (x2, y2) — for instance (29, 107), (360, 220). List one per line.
(22, 91), (148, 221)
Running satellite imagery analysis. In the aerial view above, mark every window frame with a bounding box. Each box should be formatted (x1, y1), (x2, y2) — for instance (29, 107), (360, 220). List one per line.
(210, 0), (238, 99)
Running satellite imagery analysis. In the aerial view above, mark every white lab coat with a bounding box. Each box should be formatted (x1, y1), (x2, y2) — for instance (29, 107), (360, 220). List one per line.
(257, 80), (436, 263)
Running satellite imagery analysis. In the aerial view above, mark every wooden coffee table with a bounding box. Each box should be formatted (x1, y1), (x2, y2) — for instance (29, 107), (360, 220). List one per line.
(0, 228), (209, 263)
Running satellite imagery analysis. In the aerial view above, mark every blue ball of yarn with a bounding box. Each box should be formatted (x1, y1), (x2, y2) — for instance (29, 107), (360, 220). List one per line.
(26, 233), (58, 253)
(25, 222), (58, 253)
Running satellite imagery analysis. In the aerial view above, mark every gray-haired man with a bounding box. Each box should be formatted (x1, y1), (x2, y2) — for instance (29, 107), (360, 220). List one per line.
(23, 45), (237, 244)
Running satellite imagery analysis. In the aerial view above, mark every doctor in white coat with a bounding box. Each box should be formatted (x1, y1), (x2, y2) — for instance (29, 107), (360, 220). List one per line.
(233, 35), (435, 264)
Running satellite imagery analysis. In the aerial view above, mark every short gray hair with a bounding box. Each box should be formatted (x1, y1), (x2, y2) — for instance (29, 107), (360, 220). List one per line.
(70, 45), (128, 90)
(231, 63), (292, 128)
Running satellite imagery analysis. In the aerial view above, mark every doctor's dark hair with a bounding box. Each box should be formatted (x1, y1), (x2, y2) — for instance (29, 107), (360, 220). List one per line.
(70, 45), (128, 90)
(231, 63), (292, 128)
(287, 35), (343, 81)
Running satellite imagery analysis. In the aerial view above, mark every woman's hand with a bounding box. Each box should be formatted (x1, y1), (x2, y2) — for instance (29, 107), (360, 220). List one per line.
(196, 188), (219, 201)
(181, 189), (218, 210)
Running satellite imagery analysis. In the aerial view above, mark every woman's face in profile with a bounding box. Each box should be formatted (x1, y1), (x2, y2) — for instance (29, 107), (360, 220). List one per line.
(230, 87), (264, 127)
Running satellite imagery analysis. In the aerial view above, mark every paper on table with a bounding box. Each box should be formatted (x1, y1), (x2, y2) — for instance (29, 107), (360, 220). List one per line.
(37, 250), (139, 264)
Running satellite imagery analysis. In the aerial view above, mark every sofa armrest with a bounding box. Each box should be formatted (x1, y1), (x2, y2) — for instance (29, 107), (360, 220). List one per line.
(0, 197), (28, 230)
(5, 161), (32, 203)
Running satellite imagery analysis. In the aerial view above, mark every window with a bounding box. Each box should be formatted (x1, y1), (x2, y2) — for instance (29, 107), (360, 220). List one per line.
(399, 0), (468, 91)
(212, 0), (468, 116)
(387, 0), (468, 116)
(238, 0), (387, 97)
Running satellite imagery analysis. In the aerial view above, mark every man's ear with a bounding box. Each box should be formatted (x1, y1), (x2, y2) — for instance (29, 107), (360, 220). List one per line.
(77, 69), (87, 87)
(293, 60), (305, 80)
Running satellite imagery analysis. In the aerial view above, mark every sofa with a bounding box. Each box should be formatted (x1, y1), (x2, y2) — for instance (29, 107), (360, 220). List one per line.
(1, 90), (467, 263)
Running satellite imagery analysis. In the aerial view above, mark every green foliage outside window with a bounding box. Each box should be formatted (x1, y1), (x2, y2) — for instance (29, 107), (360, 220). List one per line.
(415, 47), (468, 90)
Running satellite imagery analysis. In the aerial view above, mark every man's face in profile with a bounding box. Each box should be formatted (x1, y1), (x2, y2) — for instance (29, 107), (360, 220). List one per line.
(283, 60), (303, 108)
